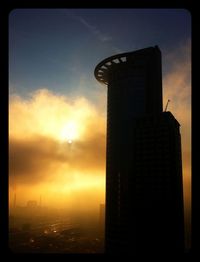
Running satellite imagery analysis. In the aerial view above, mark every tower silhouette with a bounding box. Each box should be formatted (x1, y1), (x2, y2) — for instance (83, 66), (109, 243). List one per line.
(94, 46), (184, 254)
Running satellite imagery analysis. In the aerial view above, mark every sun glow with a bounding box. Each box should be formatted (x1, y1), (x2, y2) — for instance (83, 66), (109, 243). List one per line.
(60, 121), (79, 142)
(9, 90), (94, 142)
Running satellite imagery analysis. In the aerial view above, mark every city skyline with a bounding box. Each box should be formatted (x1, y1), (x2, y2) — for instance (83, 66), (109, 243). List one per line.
(9, 9), (191, 250)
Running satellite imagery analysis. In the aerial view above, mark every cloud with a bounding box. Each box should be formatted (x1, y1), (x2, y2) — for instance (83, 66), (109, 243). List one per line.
(78, 16), (112, 43)
(9, 89), (105, 140)
(64, 10), (124, 55)
(9, 89), (106, 207)
(163, 39), (191, 149)
(66, 12), (112, 43)
(163, 39), (191, 112)
(9, 133), (106, 185)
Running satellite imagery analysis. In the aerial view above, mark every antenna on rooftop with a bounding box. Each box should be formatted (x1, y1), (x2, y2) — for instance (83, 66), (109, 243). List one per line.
(164, 99), (170, 112)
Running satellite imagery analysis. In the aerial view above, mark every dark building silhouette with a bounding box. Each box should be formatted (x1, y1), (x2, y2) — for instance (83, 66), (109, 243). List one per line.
(94, 46), (184, 254)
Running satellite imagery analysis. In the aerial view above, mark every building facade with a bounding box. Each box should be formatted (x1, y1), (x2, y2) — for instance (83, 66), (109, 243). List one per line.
(132, 112), (184, 253)
(94, 46), (184, 254)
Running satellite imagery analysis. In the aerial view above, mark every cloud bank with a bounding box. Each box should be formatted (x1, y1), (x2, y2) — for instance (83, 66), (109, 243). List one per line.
(9, 89), (106, 209)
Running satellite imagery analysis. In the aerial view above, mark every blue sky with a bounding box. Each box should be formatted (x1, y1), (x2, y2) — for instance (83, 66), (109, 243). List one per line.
(9, 8), (191, 100)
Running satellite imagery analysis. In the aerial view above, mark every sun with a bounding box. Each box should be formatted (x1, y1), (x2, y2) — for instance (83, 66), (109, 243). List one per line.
(60, 121), (79, 143)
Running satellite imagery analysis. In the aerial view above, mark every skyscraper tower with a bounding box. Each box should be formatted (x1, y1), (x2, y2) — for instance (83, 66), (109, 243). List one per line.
(94, 46), (184, 254)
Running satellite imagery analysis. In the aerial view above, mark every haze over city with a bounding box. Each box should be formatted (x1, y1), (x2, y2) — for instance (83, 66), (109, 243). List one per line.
(9, 9), (191, 251)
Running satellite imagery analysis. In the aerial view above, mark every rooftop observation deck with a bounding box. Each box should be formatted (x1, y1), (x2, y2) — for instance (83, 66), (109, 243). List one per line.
(94, 46), (160, 85)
